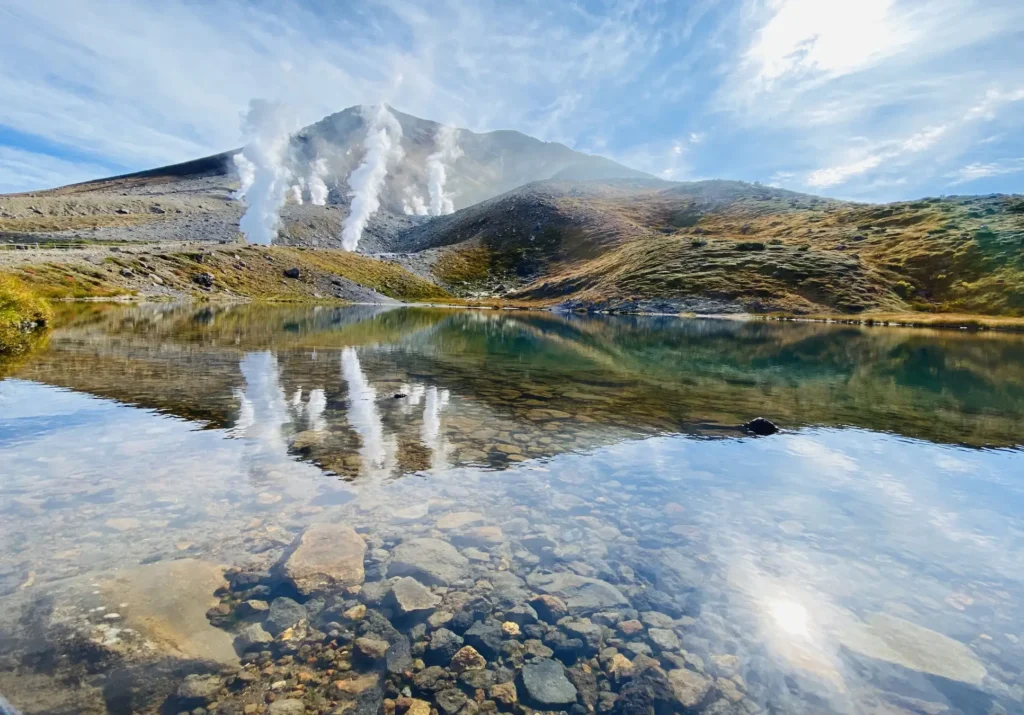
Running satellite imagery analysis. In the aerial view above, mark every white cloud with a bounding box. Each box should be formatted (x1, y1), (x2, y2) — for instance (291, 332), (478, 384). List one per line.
(946, 158), (1024, 185)
(964, 87), (1024, 120)
(900, 125), (948, 152)
(745, 0), (914, 86)
(807, 155), (883, 188)
(0, 147), (111, 194)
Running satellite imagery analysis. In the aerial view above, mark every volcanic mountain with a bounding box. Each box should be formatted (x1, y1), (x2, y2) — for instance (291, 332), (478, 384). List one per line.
(1, 105), (1022, 316)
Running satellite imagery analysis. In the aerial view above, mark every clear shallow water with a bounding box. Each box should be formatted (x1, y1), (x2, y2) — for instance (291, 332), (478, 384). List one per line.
(1, 304), (1023, 715)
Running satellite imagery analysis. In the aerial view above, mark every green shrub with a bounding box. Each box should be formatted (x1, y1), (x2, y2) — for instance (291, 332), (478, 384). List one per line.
(893, 280), (916, 299)
(690, 237), (708, 248)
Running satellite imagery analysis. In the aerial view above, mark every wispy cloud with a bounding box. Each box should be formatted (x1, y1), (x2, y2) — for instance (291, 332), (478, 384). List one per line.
(947, 158), (1024, 186)
(1, 0), (1022, 200)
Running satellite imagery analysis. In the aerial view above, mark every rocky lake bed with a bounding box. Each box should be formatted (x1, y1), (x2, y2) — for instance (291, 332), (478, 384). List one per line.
(1, 305), (1023, 715)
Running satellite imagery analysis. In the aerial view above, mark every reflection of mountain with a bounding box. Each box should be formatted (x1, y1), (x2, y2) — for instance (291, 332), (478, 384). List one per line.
(10, 305), (1024, 481)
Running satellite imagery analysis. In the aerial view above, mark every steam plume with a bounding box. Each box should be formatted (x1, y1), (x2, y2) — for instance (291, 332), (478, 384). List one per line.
(402, 188), (429, 216)
(427, 125), (462, 216)
(232, 153), (256, 200)
(308, 158), (329, 206)
(236, 100), (297, 245)
(341, 105), (404, 251)
(289, 181), (304, 205)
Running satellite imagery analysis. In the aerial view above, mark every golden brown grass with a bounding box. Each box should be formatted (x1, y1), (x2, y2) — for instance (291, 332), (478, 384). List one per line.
(0, 274), (52, 354)
(1, 246), (450, 304)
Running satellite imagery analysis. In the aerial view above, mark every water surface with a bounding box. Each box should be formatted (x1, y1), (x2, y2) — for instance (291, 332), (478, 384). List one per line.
(1, 304), (1023, 714)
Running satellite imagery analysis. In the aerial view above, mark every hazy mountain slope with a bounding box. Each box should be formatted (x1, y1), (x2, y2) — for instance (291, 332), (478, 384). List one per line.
(425, 182), (1024, 315)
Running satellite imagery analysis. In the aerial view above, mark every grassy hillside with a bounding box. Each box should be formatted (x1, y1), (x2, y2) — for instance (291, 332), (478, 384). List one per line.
(0, 275), (51, 355)
(426, 182), (1024, 316)
(0, 245), (449, 303)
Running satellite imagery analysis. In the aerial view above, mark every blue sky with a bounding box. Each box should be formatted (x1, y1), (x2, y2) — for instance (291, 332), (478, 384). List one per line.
(1, 0), (1022, 201)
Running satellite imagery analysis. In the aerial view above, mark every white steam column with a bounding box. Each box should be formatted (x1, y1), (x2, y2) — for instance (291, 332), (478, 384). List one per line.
(341, 105), (404, 251)
(235, 100), (298, 245)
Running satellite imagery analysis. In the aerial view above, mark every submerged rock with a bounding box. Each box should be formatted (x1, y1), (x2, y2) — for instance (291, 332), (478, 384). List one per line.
(666, 668), (712, 709)
(235, 623), (273, 651)
(99, 558), (237, 665)
(388, 538), (469, 586)
(265, 597), (306, 636)
(391, 576), (440, 615)
(520, 658), (578, 707)
(527, 572), (628, 611)
(838, 612), (987, 685)
(426, 628), (464, 666)
(283, 523), (366, 595)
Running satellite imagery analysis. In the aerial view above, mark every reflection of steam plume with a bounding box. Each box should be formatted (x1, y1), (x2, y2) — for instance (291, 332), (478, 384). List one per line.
(306, 388), (326, 432)
(427, 125), (461, 216)
(421, 386), (451, 470)
(236, 100), (297, 245)
(308, 158), (329, 206)
(231, 351), (290, 456)
(232, 153), (256, 200)
(341, 348), (396, 476)
(341, 105), (404, 251)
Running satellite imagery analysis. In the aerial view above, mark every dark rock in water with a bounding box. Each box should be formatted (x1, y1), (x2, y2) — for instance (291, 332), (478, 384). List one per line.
(566, 663), (599, 709)
(464, 619), (504, 660)
(520, 658), (578, 707)
(505, 603), (539, 626)
(386, 635), (413, 674)
(265, 597), (306, 636)
(235, 623), (273, 651)
(614, 665), (676, 715)
(412, 665), (452, 692)
(449, 609), (474, 634)
(283, 267), (301, 279)
(435, 687), (468, 715)
(743, 417), (778, 436)
(563, 619), (604, 655)
(426, 628), (464, 666)
(543, 629), (586, 664)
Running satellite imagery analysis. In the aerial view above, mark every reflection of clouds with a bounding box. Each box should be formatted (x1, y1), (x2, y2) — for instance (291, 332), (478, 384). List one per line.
(341, 348), (397, 478)
(784, 435), (857, 473)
